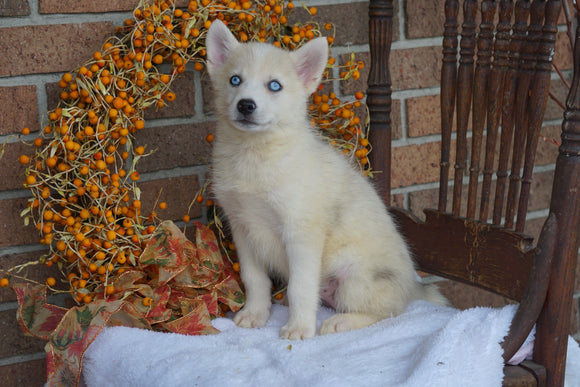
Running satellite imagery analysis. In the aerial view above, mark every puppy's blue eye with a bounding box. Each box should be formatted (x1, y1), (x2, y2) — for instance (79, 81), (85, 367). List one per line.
(230, 75), (241, 86)
(268, 80), (282, 92)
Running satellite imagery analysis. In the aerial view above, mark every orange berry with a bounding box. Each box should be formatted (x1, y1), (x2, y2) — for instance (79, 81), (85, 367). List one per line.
(232, 262), (240, 272)
(96, 160), (107, 170)
(206, 133), (214, 143)
(21, 127), (30, 135)
(43, 210), (54, 221)
(106, 230), (116, 241)
(19, 155), (30, 164)
(26, 175), (36, 185)
(46, 277), (56, 287)
(159, 202), (167, 210)
(130, 171), (140, 181)
(105, 284), (115, 295)
(142, 297), (153, 306)
(196, 194), (204, 203)
(183, 215), (190, 223)
(0, 278), (9, 287)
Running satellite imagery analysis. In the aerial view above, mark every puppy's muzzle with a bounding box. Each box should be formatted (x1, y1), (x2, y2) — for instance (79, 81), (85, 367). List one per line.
(237, 99), (257, 116)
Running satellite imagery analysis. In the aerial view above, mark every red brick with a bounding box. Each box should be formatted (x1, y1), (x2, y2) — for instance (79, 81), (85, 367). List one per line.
(405, 0), (445, 39)
(0, 358), (46, 387)
(390, 99), (403, 140)
(391, 46), (442, 91)
(0, 250), (64, 302)
(0, 0), (30, 16)
(201, 76), (214, 114)
(39, 0), (139, 13)
(0, 23), (115, 77)
(407, 94), (441, 138)
(0, 86), (39, 135)
(135, 121), (214, 173)
(38, 0), (188, 13)
(392, 141), (445, 188)
(408, 188), (438, 219)
(137, 175), (202, 222)
(391, 193), (404, 208)
(0, 310), (47, 357)
(0, 198), (38, 248)
(44, 82), (62, 113)
(288, 2), (373, 47)
(0, 142), (29, 191)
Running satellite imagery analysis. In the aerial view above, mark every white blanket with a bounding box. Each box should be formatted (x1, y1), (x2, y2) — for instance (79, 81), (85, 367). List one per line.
(82, 301), (580, 387)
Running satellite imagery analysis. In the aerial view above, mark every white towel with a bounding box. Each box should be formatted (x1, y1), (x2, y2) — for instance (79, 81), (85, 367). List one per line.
(82, 301), (580, 387)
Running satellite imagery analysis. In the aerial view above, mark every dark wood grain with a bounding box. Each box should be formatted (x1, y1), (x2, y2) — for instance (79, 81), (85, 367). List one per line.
(480, 0), (512, 222)
(493, 0), (530, 226)
(439, 0), (459, 212)
(452, 0), (477, 216)
(367, 0), (393, 205)
(390, 207), (534, 301)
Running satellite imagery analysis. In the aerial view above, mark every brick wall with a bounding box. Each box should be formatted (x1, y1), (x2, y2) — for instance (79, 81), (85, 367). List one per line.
(0, 0), (578, 384)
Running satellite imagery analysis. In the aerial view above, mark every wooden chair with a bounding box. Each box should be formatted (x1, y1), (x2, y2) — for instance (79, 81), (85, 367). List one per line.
(367, 0), (580, 386)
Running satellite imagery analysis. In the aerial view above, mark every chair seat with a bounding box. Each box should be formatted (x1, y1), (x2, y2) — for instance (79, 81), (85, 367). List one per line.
(503, 360), (546, 386)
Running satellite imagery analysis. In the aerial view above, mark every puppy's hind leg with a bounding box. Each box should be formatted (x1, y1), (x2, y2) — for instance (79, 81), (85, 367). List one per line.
(320, 312), (383, 335)
(320, 264), (412, 335)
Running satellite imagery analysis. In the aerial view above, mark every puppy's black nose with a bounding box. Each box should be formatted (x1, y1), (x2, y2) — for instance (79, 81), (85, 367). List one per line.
(237, 99), (257, 115)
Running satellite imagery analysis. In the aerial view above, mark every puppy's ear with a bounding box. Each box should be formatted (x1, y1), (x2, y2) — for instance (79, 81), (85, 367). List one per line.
(206, 20), (239, 75)
(289, 38), (329, 94)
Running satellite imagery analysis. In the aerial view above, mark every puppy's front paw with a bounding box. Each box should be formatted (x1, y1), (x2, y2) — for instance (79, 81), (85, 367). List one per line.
(233, 307), (270, 328)
(280, 322), (315, 340)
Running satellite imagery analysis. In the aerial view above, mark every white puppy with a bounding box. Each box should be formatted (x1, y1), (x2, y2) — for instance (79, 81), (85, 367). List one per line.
(206, 20), (446, 340)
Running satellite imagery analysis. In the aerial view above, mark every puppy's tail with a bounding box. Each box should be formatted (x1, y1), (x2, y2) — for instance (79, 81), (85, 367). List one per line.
(419, 283), (450, 306)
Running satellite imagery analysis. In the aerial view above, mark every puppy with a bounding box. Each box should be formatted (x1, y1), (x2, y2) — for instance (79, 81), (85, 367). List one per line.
(206, 20), (446, 340)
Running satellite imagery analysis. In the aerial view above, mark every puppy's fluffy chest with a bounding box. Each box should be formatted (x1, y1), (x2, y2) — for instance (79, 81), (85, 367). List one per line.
(212, 132), (313, 201)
